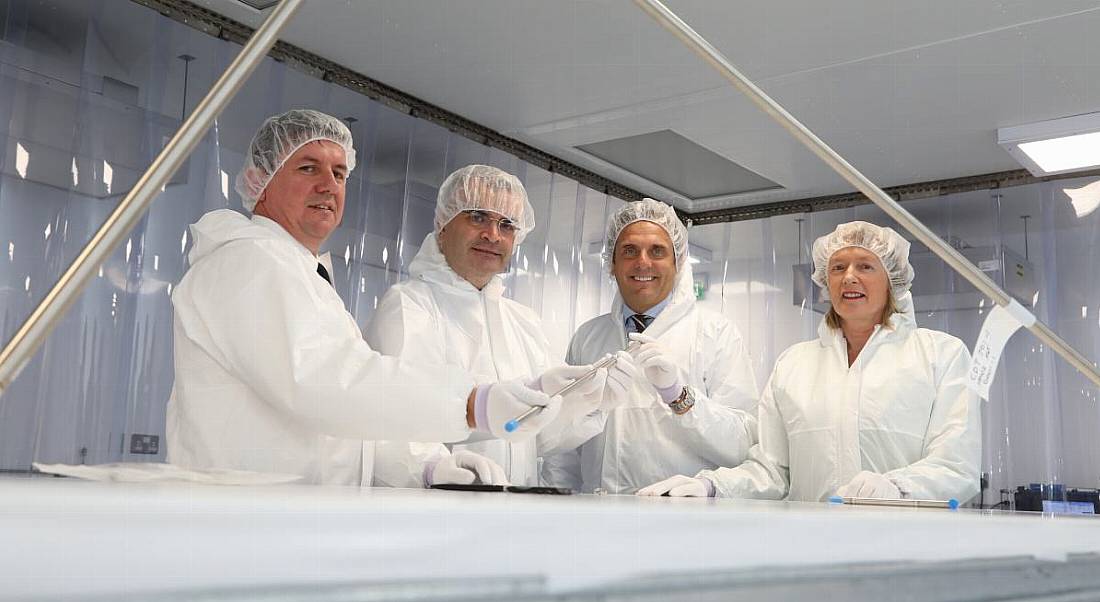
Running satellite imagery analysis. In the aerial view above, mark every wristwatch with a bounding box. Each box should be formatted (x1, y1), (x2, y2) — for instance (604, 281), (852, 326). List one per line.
(667, 386), (695, 415)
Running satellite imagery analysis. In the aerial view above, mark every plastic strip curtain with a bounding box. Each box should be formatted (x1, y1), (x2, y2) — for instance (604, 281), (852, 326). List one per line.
(0, 0), (616, 469)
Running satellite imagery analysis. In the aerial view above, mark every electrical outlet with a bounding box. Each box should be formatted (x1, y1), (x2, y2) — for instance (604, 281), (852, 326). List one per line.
(128, 434), (160, 455)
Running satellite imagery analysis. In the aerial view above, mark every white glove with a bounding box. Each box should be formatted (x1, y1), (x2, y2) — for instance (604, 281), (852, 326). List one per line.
(478, 380), (562, 441)
(539, 351), (644, 419)
(637, 474), (711, 497)
(601, 350), (641, 412)
(429, 451), (508, 486)
(836, 471), (901, 499)
(628, 333), (682, 395)
(538, 363), (607, 422)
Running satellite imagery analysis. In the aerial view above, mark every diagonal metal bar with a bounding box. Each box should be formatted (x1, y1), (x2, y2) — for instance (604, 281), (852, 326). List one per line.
(634, 0), (1100, 388)
(0, 0), (304, 396)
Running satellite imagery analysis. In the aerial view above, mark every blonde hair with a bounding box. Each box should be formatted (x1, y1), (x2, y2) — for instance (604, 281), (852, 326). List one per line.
(825, 288), (899, 331)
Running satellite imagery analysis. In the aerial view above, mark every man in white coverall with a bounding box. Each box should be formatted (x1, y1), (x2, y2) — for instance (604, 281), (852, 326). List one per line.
(167, 110), (562, 487)
(541, 199), (759, 494)
(366, 165), (637, 485)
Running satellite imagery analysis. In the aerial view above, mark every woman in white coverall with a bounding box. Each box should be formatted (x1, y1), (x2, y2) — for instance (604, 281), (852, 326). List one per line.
(640, 221), (981, 503)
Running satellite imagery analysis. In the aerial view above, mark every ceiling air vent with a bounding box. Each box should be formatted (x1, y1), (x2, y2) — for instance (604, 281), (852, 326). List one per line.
(577, 129), (780, 200)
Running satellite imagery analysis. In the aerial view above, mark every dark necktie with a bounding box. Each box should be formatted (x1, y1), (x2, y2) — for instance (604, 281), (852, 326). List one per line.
(316, 263), (332, 285)
(629, 314), (654, 333)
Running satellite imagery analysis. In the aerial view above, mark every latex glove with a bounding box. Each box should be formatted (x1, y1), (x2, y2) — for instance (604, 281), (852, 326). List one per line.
(476, 380), (562, 441)
(637, 474), (712, 497)
(836, 471), (901, 499)
(538, 363), (607, 422)
(429, 450), (508, 486)
(601, 350), (642, 412)
(627, 333), (682, 400)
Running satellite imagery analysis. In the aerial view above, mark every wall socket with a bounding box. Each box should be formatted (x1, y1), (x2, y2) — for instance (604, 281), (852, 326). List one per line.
(128, 434), (160, 455)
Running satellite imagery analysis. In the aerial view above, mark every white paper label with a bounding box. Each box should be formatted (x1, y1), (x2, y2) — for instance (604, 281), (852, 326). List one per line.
(967, 299), (1036, 399)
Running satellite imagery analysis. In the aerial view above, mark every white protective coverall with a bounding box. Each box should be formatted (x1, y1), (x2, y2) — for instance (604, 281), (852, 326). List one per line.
(167, 210), (474, 486)
(697, 292), (981, 502)
(365, 233), (549, 485)
(542, 265), (759, 493)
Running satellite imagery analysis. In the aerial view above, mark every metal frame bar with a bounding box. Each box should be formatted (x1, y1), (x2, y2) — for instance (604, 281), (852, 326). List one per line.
(0, 0), (304, 396)
(129, 0), (648, 205)
(128, 0), (1089, 226)
(634, 0), (1100, 389)
(690, 167), (1100, 225)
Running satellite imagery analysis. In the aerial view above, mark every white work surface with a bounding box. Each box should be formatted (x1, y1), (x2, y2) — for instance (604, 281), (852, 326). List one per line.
(3, 476), (1099, 600)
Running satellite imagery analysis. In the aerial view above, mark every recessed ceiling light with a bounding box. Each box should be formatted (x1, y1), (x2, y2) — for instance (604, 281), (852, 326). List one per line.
(998, 112), (1100, 176)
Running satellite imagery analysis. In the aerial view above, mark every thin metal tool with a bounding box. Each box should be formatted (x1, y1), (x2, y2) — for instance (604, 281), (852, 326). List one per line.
(633, 0), (1100, 390)
(504, 349), (628, 433)
(829, 495), (960, 510)
(0, 0), (304, 397)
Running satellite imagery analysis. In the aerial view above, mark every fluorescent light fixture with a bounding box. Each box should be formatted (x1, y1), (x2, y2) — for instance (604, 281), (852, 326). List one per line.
(999, 112), (1100, 176)
(1064, 179), (1100, 218)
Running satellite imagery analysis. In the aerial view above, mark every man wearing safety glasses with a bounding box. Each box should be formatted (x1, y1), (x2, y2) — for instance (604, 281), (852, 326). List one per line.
(366, 165), (638, 485)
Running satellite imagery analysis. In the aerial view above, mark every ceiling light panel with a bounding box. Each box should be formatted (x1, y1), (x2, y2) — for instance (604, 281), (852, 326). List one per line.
(998, 112), (1100, 177)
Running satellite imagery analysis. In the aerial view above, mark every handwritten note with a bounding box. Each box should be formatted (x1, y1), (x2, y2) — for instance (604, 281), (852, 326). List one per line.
(967, 299), (1036, 399)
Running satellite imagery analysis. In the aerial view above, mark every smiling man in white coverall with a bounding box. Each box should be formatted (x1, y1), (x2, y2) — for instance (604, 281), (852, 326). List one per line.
(541, 199), (759, 494)
(167, 110), (564, 487)
(366, 165), (638, 485)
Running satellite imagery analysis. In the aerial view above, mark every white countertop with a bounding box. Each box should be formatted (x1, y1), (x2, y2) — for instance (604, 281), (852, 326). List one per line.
(3, 476), (1098, 600)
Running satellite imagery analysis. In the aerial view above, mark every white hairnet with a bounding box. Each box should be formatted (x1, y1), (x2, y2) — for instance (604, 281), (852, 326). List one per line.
(811, 221), (915, 295)
(235, 109), (357, 212)
(434, 165), (535, 244)
(603, 198), (688, 271)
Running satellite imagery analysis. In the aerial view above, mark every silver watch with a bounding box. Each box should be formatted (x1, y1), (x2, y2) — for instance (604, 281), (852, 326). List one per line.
(668, 386), (695, 415)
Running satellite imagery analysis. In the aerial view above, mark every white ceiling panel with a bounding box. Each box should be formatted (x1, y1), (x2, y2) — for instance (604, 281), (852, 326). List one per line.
(192, 0), (1100, 210)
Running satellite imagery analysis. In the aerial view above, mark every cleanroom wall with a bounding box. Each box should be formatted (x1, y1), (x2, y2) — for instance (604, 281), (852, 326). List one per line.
(0, 0), (622, 469)
(692, 177), (1100, 504)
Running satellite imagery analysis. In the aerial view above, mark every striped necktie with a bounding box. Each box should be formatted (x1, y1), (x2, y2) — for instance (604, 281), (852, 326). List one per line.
(629, 314), (654, 333)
